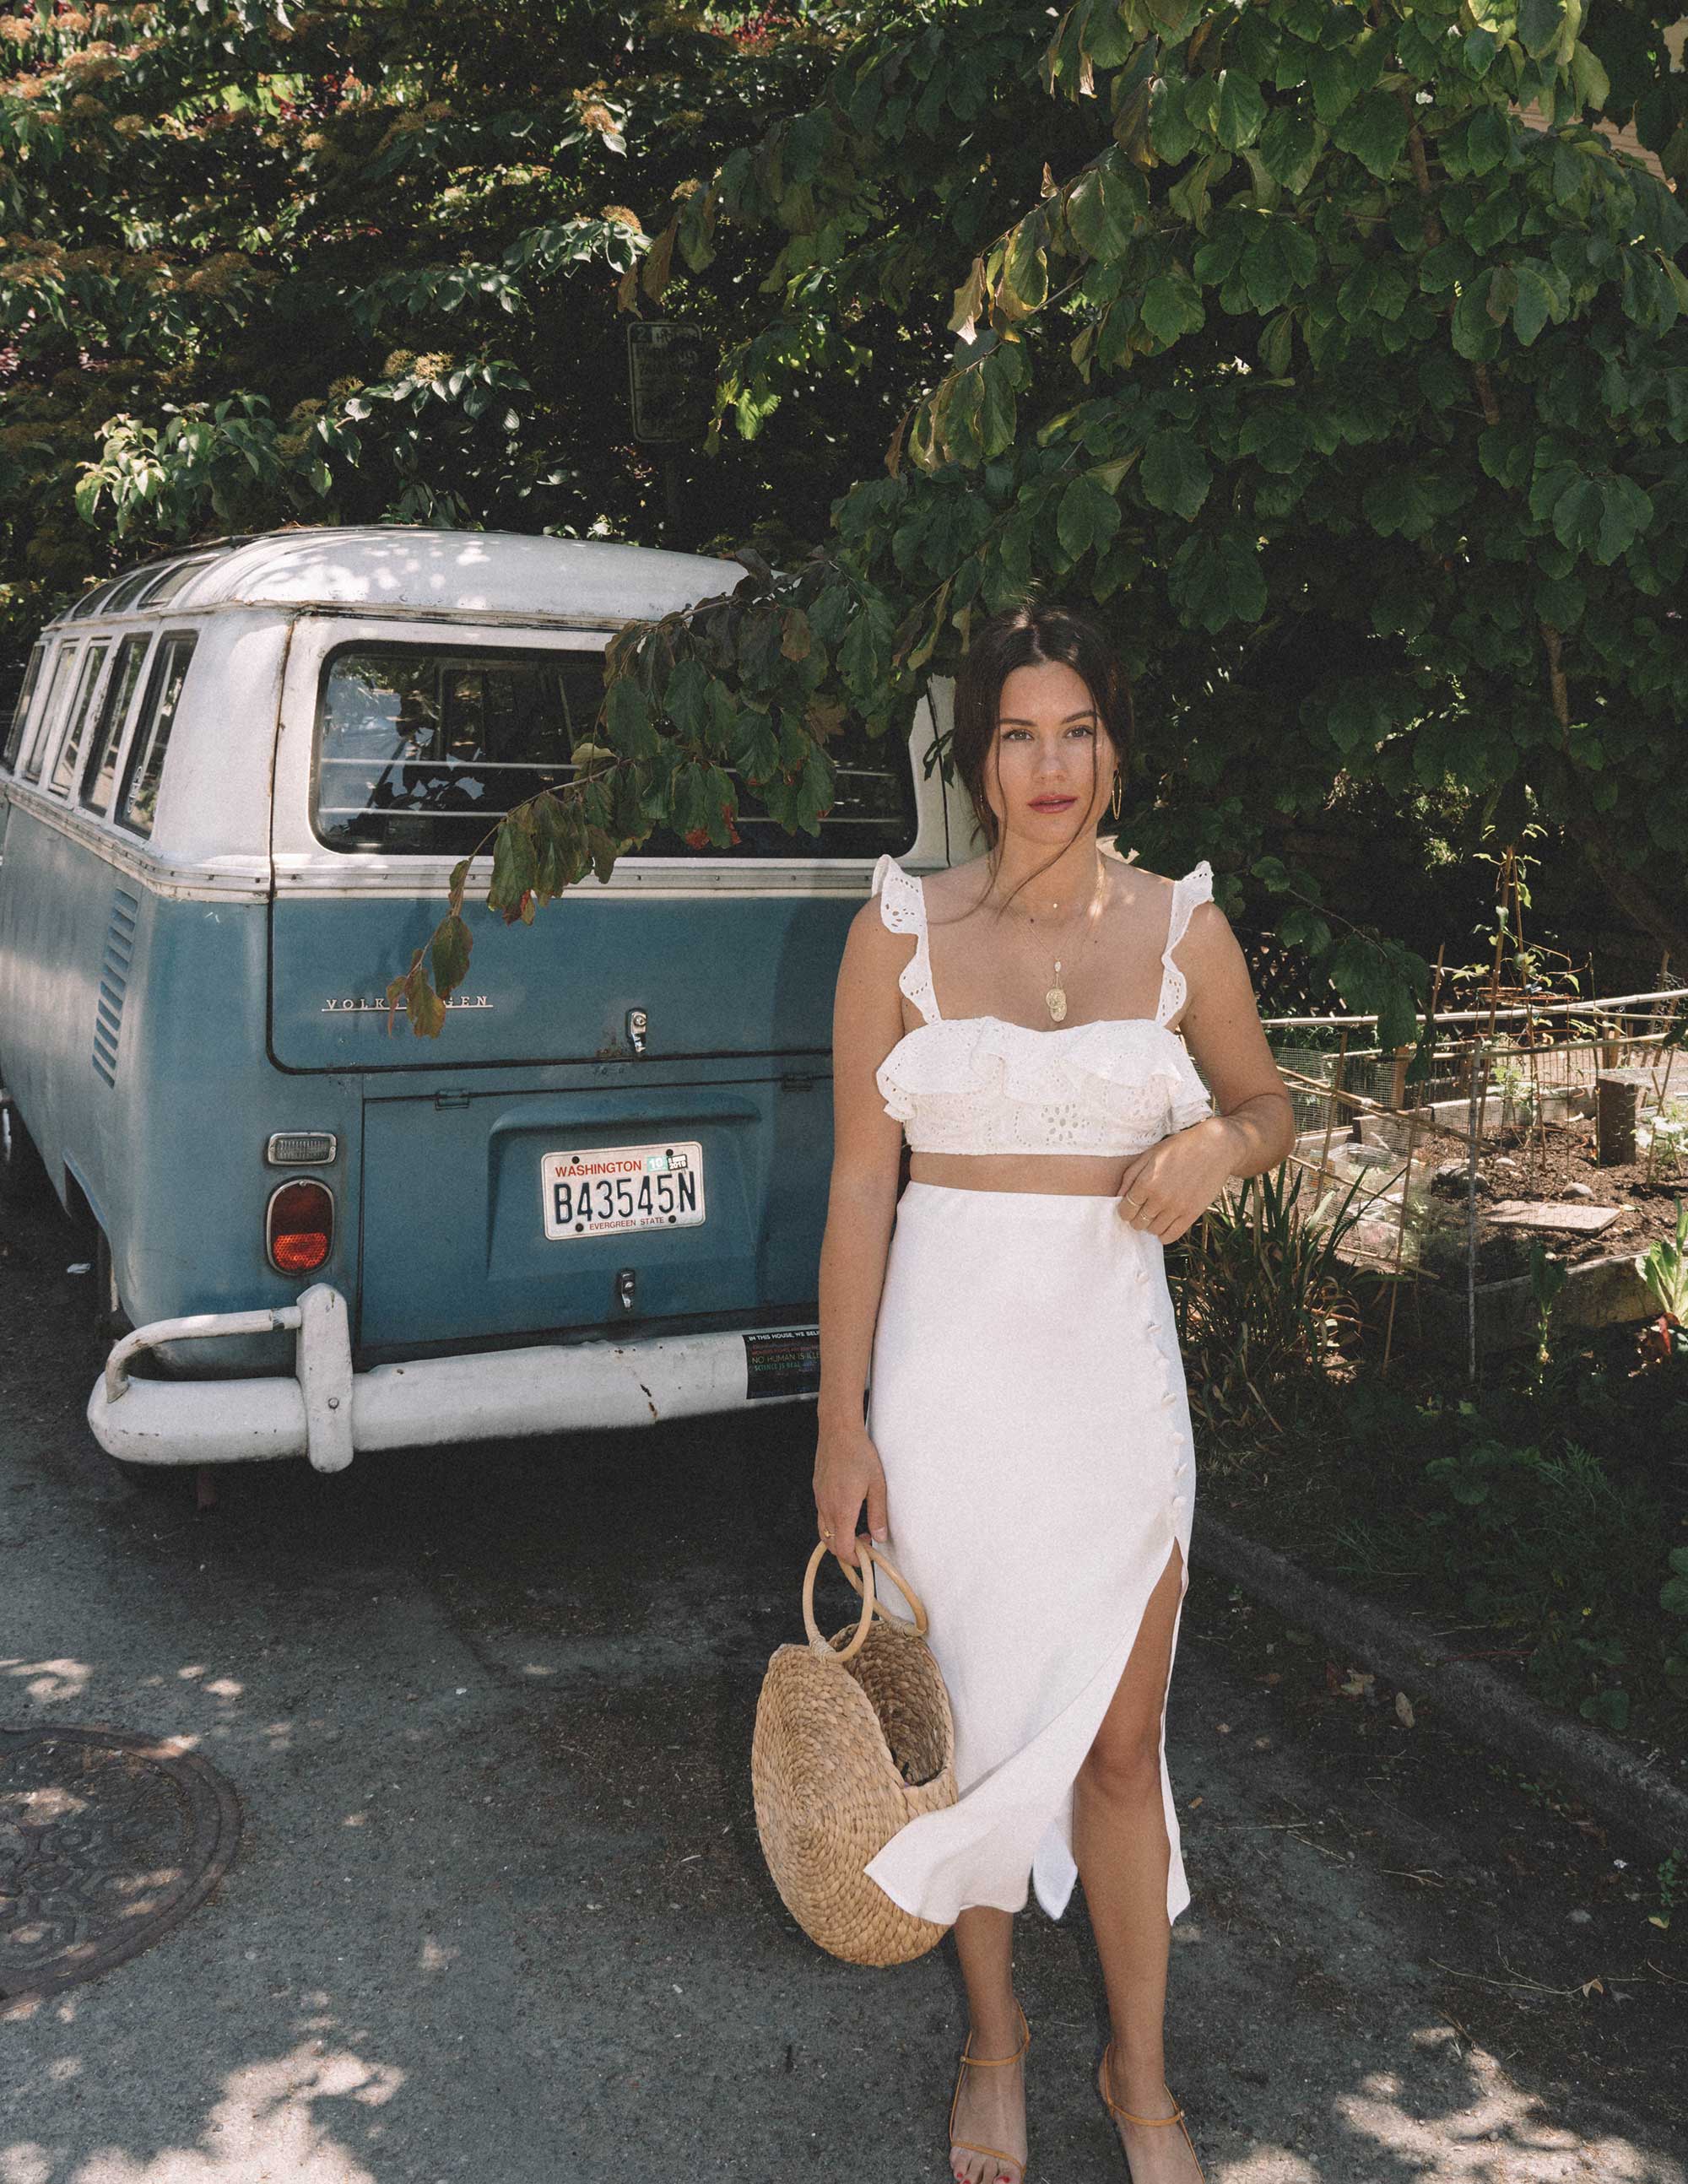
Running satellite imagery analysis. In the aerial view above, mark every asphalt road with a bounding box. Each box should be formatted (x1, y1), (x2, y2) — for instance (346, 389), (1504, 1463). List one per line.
(3, 1187), (1685, 2182)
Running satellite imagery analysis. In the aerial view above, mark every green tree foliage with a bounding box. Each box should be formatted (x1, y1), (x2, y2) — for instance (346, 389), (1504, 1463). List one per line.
(8, 3), (1688, 1040)
(409, 0), (1688, 1032)
(0, 1), (891, 653)
(565, 0), (1688, 1050)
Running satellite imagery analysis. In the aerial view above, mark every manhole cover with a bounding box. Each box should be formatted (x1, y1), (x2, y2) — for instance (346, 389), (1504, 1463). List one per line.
(0, 1723), (241, 2000)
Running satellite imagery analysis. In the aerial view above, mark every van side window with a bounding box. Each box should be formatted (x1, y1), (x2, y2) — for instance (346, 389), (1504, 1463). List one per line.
(311, 642), (918, 859)
(21, 644), (79, 783)
(49, 640), (111, 798)
(116, 633), (196, 838)
(3, 643), (45, 769)
(81, 634), (151, 817)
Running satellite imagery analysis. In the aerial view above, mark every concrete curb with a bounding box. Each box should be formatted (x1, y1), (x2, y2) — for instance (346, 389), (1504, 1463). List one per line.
(1194, 1508), (1688, 1865)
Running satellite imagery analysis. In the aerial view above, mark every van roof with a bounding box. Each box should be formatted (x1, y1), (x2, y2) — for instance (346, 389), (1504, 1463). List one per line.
(50, 526), (749, 630)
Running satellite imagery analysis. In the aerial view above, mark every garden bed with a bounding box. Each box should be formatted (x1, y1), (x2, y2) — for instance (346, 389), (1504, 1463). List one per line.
(1292, 1101), (1684, 1312)
(1425, 1118), (1686, 1285)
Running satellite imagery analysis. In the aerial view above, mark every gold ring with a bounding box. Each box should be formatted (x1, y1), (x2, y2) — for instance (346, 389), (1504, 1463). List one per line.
(820, 1527), (834, 1538)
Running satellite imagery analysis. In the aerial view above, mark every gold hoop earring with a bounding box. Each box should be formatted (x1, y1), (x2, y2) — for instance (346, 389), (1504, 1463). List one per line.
(1109, 770), (1123, 820)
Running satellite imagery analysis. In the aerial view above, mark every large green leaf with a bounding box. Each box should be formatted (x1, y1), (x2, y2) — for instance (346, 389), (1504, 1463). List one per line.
(1149, 73), (1201, 163)
(1517, 0), (1567, 62)
(1057, 468), (1124, 556)
(1238, 219), (1317, 312)
(1000, 214), (1051, 316)
(1141, 427), (1212, 517)
(1329, 89), (1410, 179)
(1067, 158), (1144, 260)
(1364, 469), (1439, 540)
(1080, 0), (1142, 71)
(1511, 262), (1560, 345)
(1257, 105), (1322, 190)
(980, 346), (1020, 458)
(1167, 528), (1269, 631)
(1215, 71), (1268, 150)
(1304, 43), (1366, 124)
(1140, 268), (1206, 343)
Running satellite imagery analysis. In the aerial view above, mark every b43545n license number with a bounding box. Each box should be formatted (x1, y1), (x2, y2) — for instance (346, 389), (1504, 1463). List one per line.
(540, 1141), (706, 1241)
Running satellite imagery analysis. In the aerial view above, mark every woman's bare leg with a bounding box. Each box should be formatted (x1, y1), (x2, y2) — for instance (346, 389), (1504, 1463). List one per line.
(946, 1904), (1026, 2184)
(1073, 1541), (1202, 2182)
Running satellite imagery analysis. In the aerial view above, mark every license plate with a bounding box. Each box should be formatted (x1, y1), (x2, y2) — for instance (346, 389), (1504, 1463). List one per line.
(541, 1140), (706, 1241)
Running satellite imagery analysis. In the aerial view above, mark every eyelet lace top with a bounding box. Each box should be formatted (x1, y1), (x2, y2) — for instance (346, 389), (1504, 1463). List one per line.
(871, 853), (1215, 1158)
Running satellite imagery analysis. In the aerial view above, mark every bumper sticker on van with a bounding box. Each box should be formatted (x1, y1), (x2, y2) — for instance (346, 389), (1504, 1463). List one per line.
(744, 1326), (821, 1401)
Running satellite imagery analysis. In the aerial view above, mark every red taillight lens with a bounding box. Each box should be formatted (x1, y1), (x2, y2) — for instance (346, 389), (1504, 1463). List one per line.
(267, 1179), (333, 1274)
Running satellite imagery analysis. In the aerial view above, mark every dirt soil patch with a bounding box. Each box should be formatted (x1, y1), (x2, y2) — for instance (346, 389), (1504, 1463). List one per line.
(1426, 1119), (1686, 1284)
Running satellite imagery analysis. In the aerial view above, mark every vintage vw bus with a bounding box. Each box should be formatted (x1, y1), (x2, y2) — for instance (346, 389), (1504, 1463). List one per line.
(0, 527), (971, 1474)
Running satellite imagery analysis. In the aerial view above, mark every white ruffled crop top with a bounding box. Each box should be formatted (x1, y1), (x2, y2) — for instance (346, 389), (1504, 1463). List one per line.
(871, 851), (1215, 1159)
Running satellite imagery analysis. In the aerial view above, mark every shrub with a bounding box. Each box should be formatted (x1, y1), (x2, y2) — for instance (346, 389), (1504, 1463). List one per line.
(1171, 1163), (1366, 1448)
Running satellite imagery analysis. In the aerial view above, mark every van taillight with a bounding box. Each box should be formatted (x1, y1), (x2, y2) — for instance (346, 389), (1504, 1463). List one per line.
(267, 1179), (333, 1274)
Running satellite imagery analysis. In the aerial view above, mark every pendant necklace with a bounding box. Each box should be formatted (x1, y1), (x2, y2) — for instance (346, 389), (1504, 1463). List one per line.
(1046, 949), (1069, 1024)
(1003, 857), (1107, 1024)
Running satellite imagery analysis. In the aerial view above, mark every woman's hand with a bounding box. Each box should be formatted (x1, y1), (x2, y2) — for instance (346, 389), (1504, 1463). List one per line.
(813, 1417), (890, 1570)
(1114, 1116), (1239, 1244)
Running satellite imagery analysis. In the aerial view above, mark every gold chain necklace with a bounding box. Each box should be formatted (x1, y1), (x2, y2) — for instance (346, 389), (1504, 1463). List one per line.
(993, 857), (1108, 1024)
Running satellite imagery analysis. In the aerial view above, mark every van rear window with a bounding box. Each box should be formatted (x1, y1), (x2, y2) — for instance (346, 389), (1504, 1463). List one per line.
(312, 642), (919, 859)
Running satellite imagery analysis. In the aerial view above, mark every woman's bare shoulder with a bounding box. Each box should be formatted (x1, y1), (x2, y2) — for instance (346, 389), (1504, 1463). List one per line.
(847, 883), (896, 945)
(842, 878), (915, 976)
(917, 856), (999, 925)
(1114, 860), (1176, 896)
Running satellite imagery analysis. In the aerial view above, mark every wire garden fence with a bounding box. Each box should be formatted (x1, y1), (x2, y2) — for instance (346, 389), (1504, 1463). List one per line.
(1257, 986), (1688, 1373)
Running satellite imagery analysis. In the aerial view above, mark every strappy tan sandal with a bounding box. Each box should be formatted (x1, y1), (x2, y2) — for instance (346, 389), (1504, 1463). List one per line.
(948, 2000), (1030, 2183)
(1096, 2040), (1206, 2181)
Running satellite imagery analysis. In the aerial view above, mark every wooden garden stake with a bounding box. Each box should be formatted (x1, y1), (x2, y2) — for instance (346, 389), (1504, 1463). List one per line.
(1317, 1029), (1348, 1184)
(1465, 1038), (1483, 1383)
(1646, 1041), (1678, 1186)
(1381, 1100), (1421, 1375)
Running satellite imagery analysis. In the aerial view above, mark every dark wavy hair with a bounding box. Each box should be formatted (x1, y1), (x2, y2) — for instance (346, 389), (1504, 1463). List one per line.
(949, 600), (1134, 911)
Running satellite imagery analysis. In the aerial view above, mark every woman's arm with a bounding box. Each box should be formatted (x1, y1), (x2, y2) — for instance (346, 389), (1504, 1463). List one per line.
(813, 892), (910, 1565)
(1114, 899), (1297, 1243)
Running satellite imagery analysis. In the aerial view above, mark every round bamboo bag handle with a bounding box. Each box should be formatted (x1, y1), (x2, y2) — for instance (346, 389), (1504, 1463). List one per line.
(800, 1537), (929, 1662)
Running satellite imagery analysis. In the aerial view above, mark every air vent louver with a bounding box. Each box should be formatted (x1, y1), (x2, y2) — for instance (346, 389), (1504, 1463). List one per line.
(91, 887), (138, 1086)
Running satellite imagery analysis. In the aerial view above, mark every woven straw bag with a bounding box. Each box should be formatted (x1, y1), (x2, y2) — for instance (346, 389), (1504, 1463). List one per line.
(751, 1538), (956, 1966)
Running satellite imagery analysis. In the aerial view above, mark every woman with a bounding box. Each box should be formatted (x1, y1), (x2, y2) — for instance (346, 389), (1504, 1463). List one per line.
(814, 602), (1295, 2184)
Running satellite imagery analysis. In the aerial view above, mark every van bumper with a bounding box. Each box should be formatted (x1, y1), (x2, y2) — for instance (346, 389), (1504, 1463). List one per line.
(86, 1284), (816, 1470)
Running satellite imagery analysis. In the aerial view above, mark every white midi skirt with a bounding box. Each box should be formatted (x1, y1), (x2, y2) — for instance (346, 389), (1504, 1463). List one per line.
(861, 1181), (1196, 1927)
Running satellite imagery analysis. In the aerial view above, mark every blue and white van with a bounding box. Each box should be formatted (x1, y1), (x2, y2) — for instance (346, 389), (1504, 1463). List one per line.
(0, 527), (970, 1474)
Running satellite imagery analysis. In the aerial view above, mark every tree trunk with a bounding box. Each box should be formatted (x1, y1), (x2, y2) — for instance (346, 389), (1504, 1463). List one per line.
(1568, 824), (1688, 976)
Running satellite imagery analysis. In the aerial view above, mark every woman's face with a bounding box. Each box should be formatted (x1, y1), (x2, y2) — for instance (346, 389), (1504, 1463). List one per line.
(984, 658), (1117, 846)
